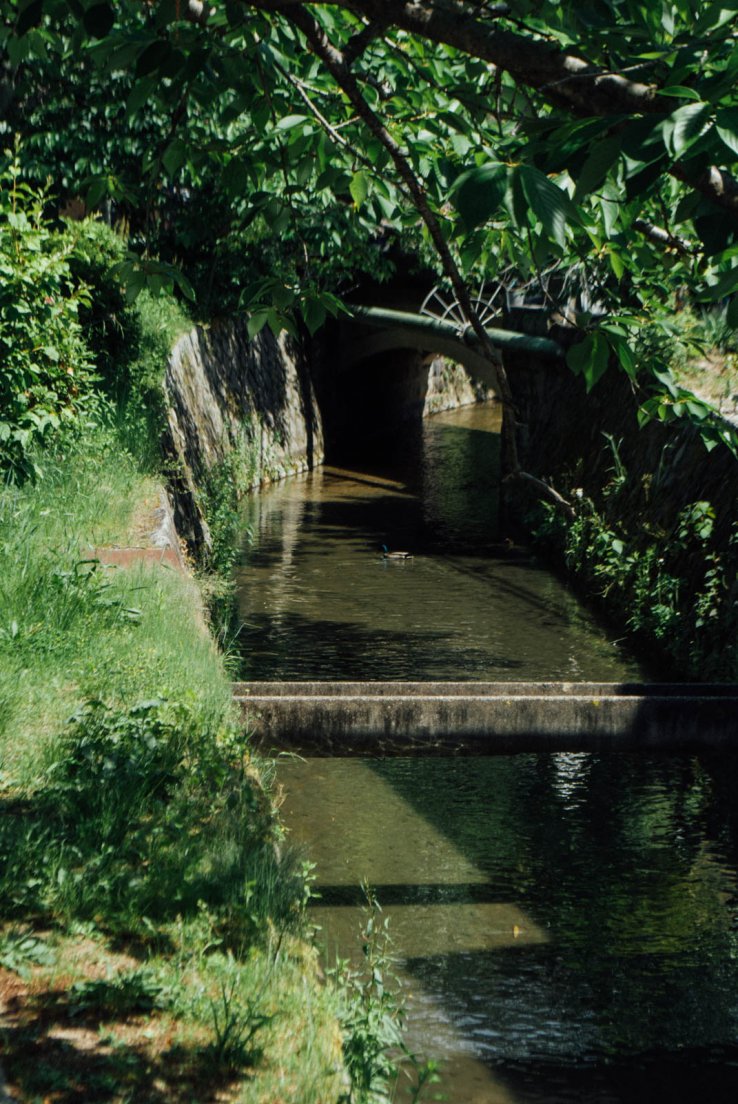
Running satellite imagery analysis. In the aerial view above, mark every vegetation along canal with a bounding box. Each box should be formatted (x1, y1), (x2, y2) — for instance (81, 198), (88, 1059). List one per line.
(236, 403), (738, 1103)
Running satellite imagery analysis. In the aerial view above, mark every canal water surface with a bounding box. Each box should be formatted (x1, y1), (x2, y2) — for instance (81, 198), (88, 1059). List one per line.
(235, 403), (738, 1102)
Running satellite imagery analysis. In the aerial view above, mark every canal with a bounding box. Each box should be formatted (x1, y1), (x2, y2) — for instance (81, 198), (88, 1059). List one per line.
(234, 402), (738, 1102)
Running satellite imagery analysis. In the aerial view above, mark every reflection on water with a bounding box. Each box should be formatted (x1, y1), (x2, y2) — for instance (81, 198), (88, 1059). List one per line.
(235, 404), (642, 682)
(278, 753), (738, 1103)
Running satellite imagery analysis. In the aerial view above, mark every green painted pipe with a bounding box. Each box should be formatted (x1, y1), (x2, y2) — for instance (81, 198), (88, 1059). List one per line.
(348, 305), (564, 359)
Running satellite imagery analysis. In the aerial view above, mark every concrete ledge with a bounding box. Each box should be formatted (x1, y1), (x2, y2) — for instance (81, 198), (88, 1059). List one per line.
(234, 682), (738, 755)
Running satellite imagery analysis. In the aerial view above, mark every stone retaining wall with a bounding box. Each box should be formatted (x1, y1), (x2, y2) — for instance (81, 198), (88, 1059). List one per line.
(163, 318), (323, 552)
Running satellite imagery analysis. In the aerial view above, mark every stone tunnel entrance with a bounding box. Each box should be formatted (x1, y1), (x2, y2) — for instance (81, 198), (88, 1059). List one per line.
(316, 342), (497, 457)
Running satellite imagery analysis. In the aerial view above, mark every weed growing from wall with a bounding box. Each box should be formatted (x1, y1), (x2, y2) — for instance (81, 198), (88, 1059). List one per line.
(531, 453), (738, 679)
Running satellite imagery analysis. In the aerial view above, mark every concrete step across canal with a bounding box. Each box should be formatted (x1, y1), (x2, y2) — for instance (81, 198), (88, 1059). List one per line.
(233, 681), (738, 754)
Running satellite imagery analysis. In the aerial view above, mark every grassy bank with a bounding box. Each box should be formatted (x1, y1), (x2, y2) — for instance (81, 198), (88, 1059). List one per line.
(0, 432), (346, 1102)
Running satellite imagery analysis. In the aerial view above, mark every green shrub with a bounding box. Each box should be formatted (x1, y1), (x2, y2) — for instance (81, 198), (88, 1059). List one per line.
(0, 696), (306, 940)
(63, 219), (192, 461)
(63, 217), (141, 400)
(532, 483), (738, 679)
(0, 154), (99, 480)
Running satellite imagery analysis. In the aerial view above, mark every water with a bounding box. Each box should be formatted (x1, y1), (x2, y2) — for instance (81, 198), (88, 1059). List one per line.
(234, 403), (738, 1100)
(234, 404), (641, 682)
(278, 753), (738, 1102)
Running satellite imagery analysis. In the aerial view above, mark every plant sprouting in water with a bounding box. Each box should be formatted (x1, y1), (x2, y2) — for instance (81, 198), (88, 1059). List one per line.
(329, 888), (440, 1104)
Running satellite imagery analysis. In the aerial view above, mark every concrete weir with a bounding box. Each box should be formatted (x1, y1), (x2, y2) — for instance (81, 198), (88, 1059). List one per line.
(233, 682), (738, 755)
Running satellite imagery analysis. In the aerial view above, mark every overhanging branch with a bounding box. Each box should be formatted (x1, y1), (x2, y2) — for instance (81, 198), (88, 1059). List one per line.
(249, 0), (666, 117)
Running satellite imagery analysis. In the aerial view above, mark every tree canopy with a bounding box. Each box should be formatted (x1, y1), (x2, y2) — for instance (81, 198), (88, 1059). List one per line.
(4, 0), (738, 464)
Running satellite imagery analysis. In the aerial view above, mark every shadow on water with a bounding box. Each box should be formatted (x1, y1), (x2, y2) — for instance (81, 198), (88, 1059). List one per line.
(278, 749), (738, 1102)
(360, 752), (738, 1101)
(236, 610), (524, 681)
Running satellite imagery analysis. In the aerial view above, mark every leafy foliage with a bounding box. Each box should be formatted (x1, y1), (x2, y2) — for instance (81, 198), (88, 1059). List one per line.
(0, 696), (302, 936)
(5, 0), (738, 451)
(330, 898), (405, 1104)
(0, 927), (56, 977)
(0, 153), (98, 479)
(68, 967), (174, 1017)
(532, 475), (738, 680)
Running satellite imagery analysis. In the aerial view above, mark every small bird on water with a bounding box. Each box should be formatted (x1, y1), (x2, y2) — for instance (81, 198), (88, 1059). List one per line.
(381, 544), (413, 560)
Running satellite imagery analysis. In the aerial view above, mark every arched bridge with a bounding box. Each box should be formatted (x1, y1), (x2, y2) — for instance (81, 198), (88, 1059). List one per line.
(340, 305), (565, 396)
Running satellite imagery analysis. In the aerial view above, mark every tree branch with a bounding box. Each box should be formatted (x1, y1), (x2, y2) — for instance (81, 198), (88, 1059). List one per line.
(284, 4), (576, 514)
(274, 60), (380, 177)
(670, 164), (738, 219)
(251, 0), (666, 117)
(248, 1), (738, 230)
(343, 19), (385, 63)
(632, 218), (696, 257)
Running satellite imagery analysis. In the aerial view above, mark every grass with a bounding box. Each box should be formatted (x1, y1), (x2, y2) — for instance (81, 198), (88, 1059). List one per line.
(0, 434), (226, 783)
(0, 427), (349, 1103)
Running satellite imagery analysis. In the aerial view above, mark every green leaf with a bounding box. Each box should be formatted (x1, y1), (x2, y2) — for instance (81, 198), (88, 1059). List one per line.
(608, 249), (625, 280)
(247, 311), (269, 339)
(605, 330), (636, 379)
(598, 181), (620, 238)
(566, 333), (593, 377)
(85, 176), (107, 208)
(716, 107), (738, 158)
(574, 137), (621, 199)
(583, 332), (610, 392)
(450, 133), (471, 158)
(695, 2), (738, 33)
(449, 163), (507, 230)
(705, 266), (738, 300)
(566, 331), (609, 390)
(162, 138), (187, 177)
(221, 156), (251, 197)
(349, 170), (369, 208)
(519, 165), (577, 247)
(302, 298), (326, 335)
(658, 86), (703, 101)
(673, 192), (700, 224)
(172, 269), (195, 302)
(125, 77), (155, 118)
(663, 102), (712, 157)
(7, 35), (29, 64)
(275, 114), (309, 131)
